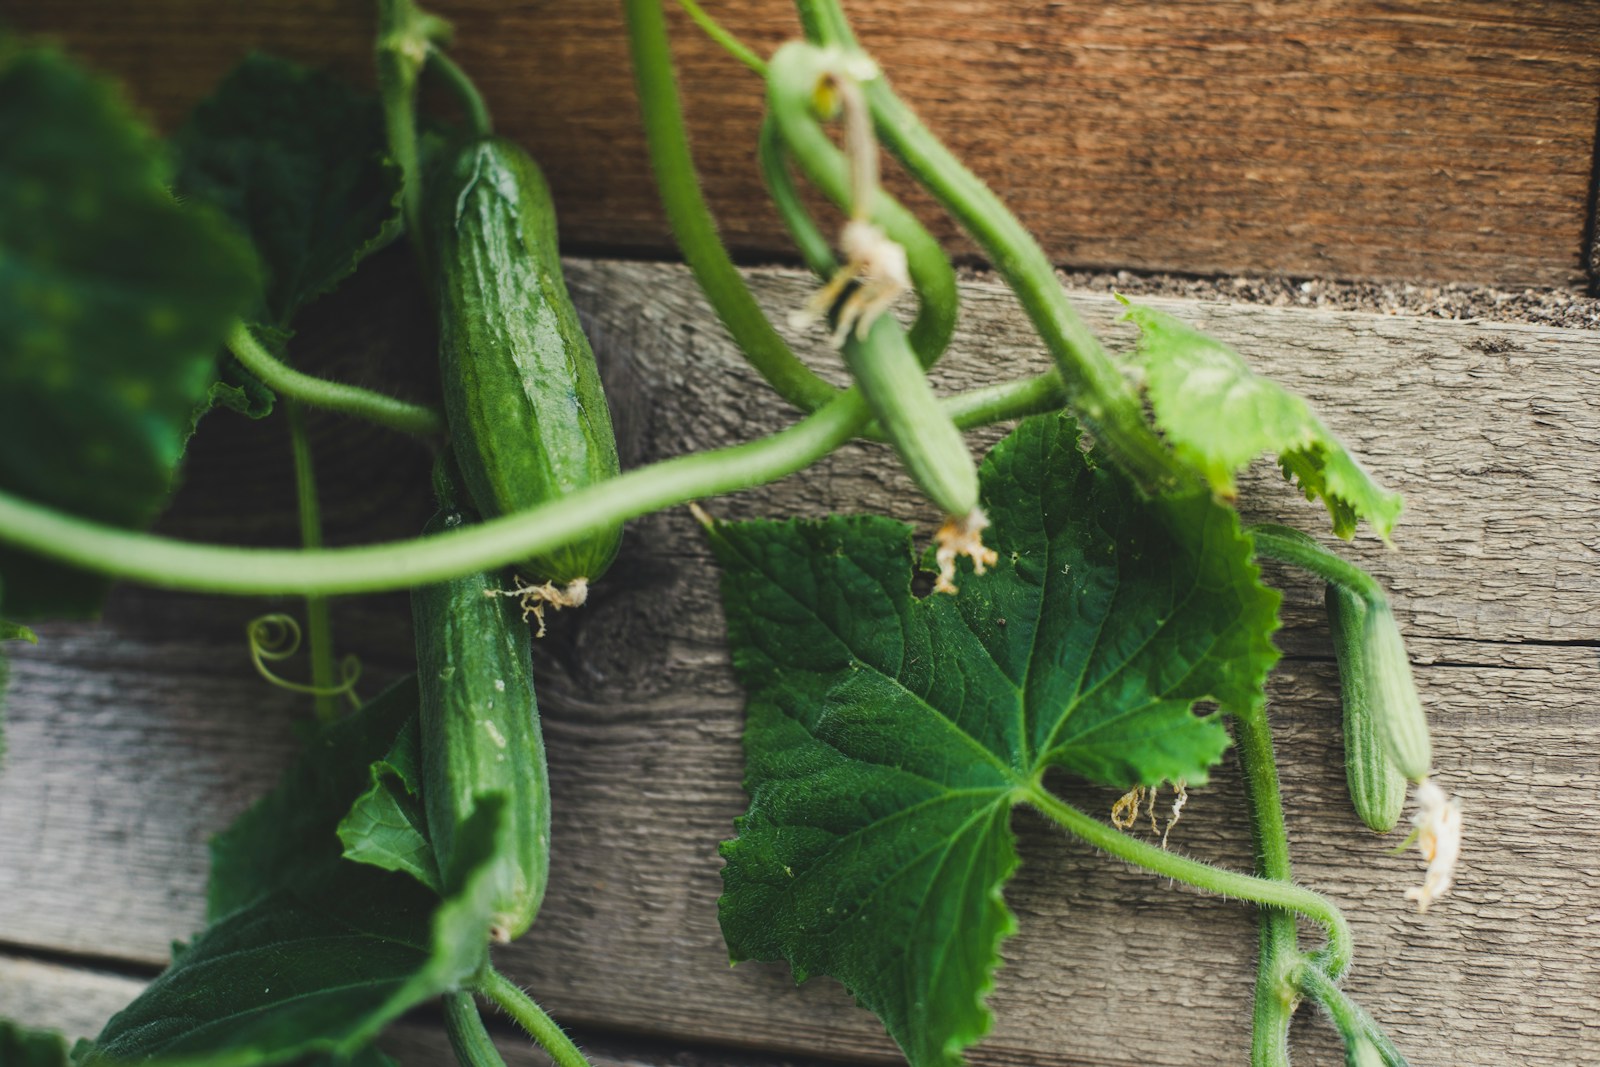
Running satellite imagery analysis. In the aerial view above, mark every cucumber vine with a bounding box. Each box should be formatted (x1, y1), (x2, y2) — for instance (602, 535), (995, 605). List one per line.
(0, 3), (1461, 1067)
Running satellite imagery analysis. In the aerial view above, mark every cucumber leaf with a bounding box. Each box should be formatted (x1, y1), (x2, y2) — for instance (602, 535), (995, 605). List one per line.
(0, 1021), (71, 1066)
(86, 675), (497, 1066)
(174, 54), (403, 332)
(1120, 300), (1403, 540)
(85, 802), (502, 1067)
(339, 716), (440, 892)
(207, 676), (419, 920)
(0, 45), (259, 620)
(711, 413), (1280, 1067)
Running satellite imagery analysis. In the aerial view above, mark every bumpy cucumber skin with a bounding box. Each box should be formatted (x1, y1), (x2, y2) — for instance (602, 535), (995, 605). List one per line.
(842, 314), (979, 518)
(1361, 599), (1433, 781)
(430, 137), (622, 584)
(414, 514), (550, 941)
(1325, 584), (1406, 832)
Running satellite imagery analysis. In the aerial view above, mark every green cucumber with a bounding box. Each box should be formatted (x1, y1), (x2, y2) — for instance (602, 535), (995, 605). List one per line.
(1325, 583), (1406, 832)
(414, 509), (550, 942)
(1360, 598), (1433, 782)
(429, 137), (622, 586)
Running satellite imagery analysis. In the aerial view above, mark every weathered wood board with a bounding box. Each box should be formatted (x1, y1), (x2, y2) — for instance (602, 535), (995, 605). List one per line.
(8, 1), (1600, 288)
(2, 262), (1597, 1064)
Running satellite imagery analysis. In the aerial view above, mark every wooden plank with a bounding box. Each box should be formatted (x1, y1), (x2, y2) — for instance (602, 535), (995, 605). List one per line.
(0, 957), (146, 1043)
(2, 263), (1598, 1064)
(8, 2), (1599, 288)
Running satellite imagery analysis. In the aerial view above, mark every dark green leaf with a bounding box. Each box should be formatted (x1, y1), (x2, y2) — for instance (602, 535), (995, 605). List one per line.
(174, 54), (402, 330)
(86, 800), (502, 1067)
(1120, 300), (1403, 540)
(339, 716), (440, 892)
(208, 676), (418, 921)
(0, 46), (259, 619)
(712, 413), (1280, 1067)
(0, 1020), (72, 1066)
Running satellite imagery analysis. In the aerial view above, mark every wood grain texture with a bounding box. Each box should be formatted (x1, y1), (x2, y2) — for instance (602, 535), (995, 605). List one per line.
(3, 262), (1598, 1064)
(8, 1), (1600, 288)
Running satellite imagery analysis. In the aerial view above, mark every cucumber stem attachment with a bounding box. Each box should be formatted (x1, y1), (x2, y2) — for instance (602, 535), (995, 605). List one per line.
(475, 967), (593, 1067)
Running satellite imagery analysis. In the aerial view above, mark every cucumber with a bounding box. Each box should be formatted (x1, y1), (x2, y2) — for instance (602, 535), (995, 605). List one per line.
(1360, 599), (1433, 782)
(1325, 583), (1406, 832)
(429, 137), (622, 586)
(414, 509), (550, 942)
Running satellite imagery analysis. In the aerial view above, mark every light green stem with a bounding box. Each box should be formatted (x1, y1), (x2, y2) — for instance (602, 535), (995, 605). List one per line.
(625, 0), (837, 413)
(1235, 702), (1303, 1067)
(443, 991), (510, 1067)
(1296, 964), (1411, 1067)
(1024, 784), (1353, 978)
(476, 967), (593, 1067)
(795, 0), (1189, 496)
(677, 0), (766, 74)
(428, 48), (493, 137)
(227, 322), (443, 438)
(1248, 524), (1387, 606)
(285, 401), (337, 724)
(0, 393), (865, 596)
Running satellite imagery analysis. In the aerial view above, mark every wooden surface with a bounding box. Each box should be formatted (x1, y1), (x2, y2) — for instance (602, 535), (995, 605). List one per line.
(3, 260), (1598, 1065)
(8, 1), (1600, 288)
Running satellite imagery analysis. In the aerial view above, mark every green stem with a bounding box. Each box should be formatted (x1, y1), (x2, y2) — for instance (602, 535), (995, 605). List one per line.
(677, 0), (766, 75)
(227, 322), (443, 438)
(476, 967), (593, 1067)
(1024, 783), (1352, 978)
(758, 114), (838, 279)
(443, 991), (510, 1067)
(285, 402), (337, 724)
(1234, 702), (1303, 1067)
(428, 48), (493, 137)
(0, 392), (866, 596)
(796, 0), (1188, 496)
(1296, 964), (1411, 1067)
(1248, 524), (1387, 606)
(764, 42), (958, 367)
(624, 0), (837, 413)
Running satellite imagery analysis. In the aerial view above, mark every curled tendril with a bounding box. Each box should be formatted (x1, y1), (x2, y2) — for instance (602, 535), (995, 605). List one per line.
(245, 613), (362, 708)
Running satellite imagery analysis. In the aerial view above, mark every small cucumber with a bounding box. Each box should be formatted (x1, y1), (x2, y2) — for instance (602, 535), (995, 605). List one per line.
(429, 137), (622, 585)
(1360, 598), (1433, 782)
(1325, 583), (1406, 832)
(843, 313), (979, 520)
(414, 510), (550, 942)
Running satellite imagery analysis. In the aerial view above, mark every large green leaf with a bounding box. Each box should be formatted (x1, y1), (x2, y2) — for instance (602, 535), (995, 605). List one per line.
(86, 802), (502, 1067)
(711, 413), (1280, 1067)
(87, 675), (496, 1066)
(1120, 300), (1403, 540)
(0, 1020), (72, 1066)
(0, 46), (259, 619)
(174, 53), (402, 331)
(207, 676), (419, 920)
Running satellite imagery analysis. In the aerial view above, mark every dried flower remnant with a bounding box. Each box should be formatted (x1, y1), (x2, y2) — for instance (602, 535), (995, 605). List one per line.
(1404, 778), (1461, 912)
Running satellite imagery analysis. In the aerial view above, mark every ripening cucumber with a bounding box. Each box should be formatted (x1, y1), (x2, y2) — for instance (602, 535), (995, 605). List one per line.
(429, 137), (622, 586)
(843, 313), (979, 519)
(1325, 583), (1406, 832)
(414, 510), (550, 942)
(1360, 598), (1433, 782)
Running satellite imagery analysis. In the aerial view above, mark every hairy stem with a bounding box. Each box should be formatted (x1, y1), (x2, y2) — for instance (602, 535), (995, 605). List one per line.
(1248, 524), (1387, 606)
(1296, 964), (1411, 1067)
(625, 0), (837, 413)
(227, 322), (443, 438)
(1235, 702), (1303, 1067)
(1024, 784), (1352, 978)
(476, 967), (593, 1067)
(0, 393), (865, 595)
(795, 0), (1190, 496)
(443, 991), (510, 1067)
(285, 402), (337, 724)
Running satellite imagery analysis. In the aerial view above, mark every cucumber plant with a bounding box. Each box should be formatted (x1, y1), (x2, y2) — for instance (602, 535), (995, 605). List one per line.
(0, 2), (1462, 1066)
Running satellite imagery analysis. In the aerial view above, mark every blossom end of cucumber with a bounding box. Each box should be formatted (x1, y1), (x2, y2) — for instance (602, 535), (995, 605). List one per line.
(933, 508), (997, 595)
